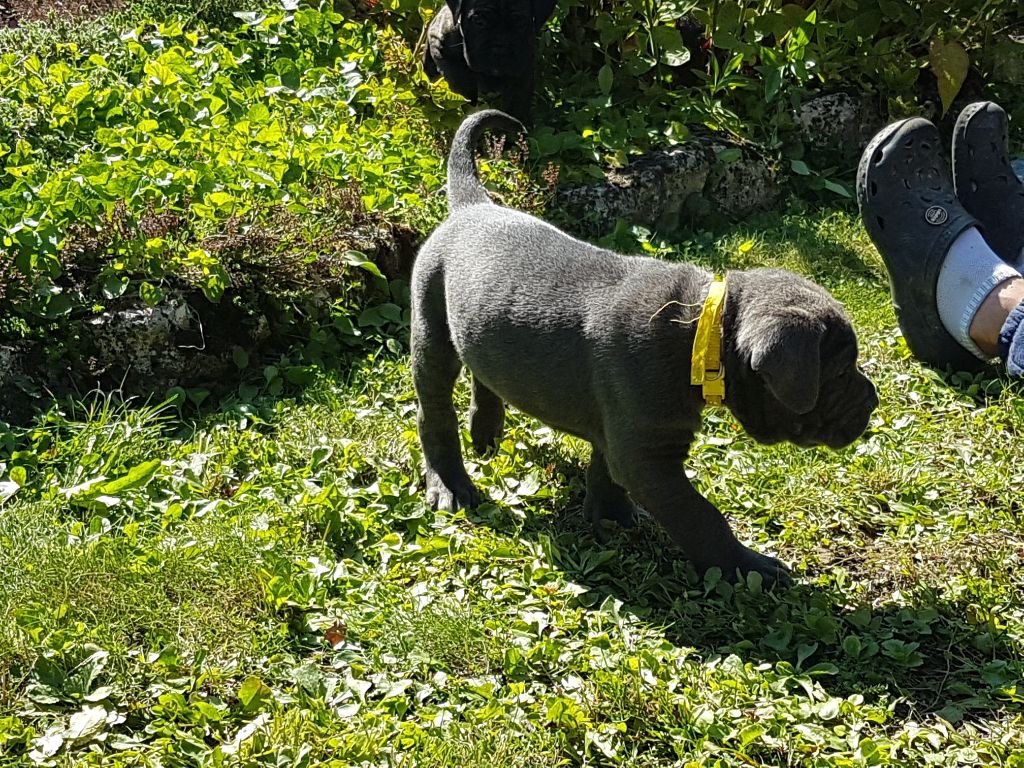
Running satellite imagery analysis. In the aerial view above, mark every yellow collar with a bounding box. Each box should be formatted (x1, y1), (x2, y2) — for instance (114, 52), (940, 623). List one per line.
(690, 276), (726, 405)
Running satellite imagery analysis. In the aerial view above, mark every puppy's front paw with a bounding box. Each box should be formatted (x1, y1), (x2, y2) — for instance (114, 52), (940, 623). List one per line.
(583, 491), (638, 530)
(470, 419), (503, 457)
(426, 474), (483, 511)
(714, 545), (791, 589)
(469, 387), (505, 456)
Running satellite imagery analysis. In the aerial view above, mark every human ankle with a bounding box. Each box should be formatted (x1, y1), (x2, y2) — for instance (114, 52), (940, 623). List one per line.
(936, 228), (1020, 359)
(969, 277), (1024, 356)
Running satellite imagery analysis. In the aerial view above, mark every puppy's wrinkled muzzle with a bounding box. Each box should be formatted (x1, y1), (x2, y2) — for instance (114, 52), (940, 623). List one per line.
(784, 374), (877, 449)
(824, 386), (878, 448)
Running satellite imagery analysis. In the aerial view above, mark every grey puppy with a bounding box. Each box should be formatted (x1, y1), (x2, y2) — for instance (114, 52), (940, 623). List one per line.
(411, 110), (879, 585)
(423, 0), (556, 122)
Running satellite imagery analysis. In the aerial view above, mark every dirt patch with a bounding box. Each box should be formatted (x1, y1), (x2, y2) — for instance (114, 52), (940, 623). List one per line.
(2, 0), (127, 25)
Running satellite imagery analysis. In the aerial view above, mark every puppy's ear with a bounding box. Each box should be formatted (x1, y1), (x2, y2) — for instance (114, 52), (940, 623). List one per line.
(749, 315), (824, 415)
(532, 0), (557, 31)
(445, 0), (462, 20)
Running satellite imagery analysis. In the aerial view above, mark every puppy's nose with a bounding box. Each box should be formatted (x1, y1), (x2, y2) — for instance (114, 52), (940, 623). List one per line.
(865, 384), (880, 413)
(855, 372), (880, 413)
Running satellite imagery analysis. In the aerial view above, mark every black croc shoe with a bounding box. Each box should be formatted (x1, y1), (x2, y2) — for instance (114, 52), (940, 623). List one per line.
(857, 117), (987, 372)
(952, 101), (1024, 264)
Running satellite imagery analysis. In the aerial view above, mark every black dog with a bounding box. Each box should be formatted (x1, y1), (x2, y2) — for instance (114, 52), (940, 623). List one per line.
(411, 112), (879, 586)
(423, 0), (556, 122)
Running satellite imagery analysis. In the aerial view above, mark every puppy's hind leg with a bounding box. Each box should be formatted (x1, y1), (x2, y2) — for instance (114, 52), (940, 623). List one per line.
(411, 304), (482, 512)
(583, 447), (638, 534)
(469, 377), (505, 455)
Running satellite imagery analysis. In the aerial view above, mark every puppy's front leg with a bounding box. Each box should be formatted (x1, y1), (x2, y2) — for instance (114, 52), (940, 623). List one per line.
(607, 444), (790, 586)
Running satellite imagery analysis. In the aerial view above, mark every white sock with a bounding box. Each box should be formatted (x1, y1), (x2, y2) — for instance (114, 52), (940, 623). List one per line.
(936, 228), (1021, 359)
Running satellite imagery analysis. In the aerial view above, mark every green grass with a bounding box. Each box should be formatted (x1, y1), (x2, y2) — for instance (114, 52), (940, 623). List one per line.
(2, 207), (1023, 766)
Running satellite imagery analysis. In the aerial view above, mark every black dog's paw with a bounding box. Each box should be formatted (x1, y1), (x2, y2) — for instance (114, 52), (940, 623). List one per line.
(583, 491), (638, 531)
(469, 416), (503, 457)
(470, 429), (500, 457)
(426, 474), (483, 511)
(469, 385), (505, 456)
(715, 546), (792, 589)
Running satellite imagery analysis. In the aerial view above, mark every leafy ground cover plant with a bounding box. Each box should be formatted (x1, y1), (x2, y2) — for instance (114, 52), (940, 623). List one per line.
(1, 6), (1023, 760)
(1, 209), (1023, 766)
(0, 0), (551, 408)
(381, 0), (1024, 182)
(0, 0), (446, 334)
(1, 0), (1021, 400)
(4, 0), (1022, 326)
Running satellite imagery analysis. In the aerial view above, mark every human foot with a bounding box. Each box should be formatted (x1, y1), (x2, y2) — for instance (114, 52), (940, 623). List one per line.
(952, 101), (1024, 267)
(858, 117), (987, 371)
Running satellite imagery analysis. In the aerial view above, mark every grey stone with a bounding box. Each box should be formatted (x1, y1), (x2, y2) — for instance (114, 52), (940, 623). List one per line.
(792, 92), (885, 153)
(555, 90), (886, 237)
(77, 295), (246, 397)
(84, 299), (195, 380)
(704, 138), (777, 218)
(0, 220), (415, 421)
(0, 343), (39, 423)
(555, 137), (780, 236)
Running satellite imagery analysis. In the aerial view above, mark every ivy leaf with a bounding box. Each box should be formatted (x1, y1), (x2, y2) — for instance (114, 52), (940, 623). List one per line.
(929, 39), (969, 116)
(823, 179), (852, 198)
(842, 635), (863, 658)
(32, 729), (64, 758)
(139, 282), (163, 307)
(796, 641), (819, 667)
(598, 64), (613, 96)
(65, 82), (92, 107)
(233, 11), (267, 25)
(143, 59), (180, 87)
(207, 191), (235, 209)
(342, 250), (384, 279)
(237, 677), (273, 713)
(716, 148), (742, 164)
(101, 274), (129, 299)
(358, 303), (403, 328)
(651, 26), (690, 67)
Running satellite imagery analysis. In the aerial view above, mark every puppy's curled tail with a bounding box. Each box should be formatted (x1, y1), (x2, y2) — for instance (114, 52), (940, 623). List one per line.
(447, 109), (525, 212)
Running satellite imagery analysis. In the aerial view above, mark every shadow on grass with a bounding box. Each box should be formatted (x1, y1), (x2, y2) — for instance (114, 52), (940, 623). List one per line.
(467, 441), (1024, 724)
(572, 205), (884, 290)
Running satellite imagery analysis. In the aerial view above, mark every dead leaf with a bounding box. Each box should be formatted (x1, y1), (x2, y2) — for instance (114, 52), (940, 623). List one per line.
(929, 39), (970, 116)
(325, 620), (347, 649)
